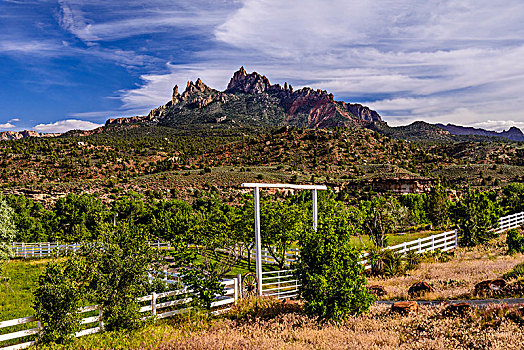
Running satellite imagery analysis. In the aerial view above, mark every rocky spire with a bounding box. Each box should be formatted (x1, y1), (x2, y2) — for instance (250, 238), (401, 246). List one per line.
(171, 85), (180, 104)
(225, 66), (271, 94)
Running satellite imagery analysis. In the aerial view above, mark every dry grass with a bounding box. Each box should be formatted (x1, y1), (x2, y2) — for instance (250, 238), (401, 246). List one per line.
(150, 301), (524, 350)
(369, 234), (524, 300)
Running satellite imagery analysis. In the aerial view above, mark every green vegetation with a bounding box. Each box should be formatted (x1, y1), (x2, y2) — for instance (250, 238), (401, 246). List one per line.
(503, 261), (524, 281)
(297, 221), (374, 320)
(452, 188), (501, 246)
(506, 228), (524, 254)
(0, 197), (16, 279)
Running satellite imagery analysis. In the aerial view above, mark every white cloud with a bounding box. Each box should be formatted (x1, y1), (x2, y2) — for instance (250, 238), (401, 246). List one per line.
(33, 119), (103, 133)
(41, 0), (524, 131)
(0, 122), (15, 129)
(8, 118), (20, 122)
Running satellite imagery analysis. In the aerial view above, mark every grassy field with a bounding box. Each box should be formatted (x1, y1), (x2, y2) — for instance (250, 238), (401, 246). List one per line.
(368, 232), (524, 300)
(30, 298), (524, 350)
(0, 258), (50, 321)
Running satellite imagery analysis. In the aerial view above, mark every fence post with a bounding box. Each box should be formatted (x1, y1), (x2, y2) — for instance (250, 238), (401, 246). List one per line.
(278, 270), (281, 297)
(164, 269), (168, 282)
(39, 242), (42, 258)
(152, 292), (157, 318)
(418, 239), (421, 253)
(237, 274), (242, 299)
(98, 306), (104, 331)
(431, 235), (435, 251)
(403, 242), (407, 254)
(233, 278), (239, 302)
(454, 230), (458, 247)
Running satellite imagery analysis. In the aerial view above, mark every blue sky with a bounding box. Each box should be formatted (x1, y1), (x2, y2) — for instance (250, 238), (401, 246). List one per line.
(1, 0), (524, 133)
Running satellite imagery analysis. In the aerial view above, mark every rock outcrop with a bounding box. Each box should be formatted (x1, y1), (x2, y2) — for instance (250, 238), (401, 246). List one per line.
(0, 130), (61, 141)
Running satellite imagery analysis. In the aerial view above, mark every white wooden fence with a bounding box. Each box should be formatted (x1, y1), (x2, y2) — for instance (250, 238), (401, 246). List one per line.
(494, 211), (524, 233)
(10, 241), (171, 259)
(0, 278), (237, 350)
(260, 211), (524, 300)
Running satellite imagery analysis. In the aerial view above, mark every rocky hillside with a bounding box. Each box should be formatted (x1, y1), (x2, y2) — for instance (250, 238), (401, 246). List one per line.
(106, 67), (382, 129)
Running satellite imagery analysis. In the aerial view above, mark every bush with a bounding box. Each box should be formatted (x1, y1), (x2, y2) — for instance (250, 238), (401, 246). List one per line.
(33, 260), (84, 344)
(507, 228), (524, 254)
(297, 223), (375, 320)
(503, 262), (524, 281)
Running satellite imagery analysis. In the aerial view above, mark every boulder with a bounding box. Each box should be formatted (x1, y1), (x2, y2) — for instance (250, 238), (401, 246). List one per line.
(474, 279), (507, 296)
(443, 302), (472, 317)
(391, 301), (418, 315)
(367, 285), (387, 297)
(408, 281), (434, 297)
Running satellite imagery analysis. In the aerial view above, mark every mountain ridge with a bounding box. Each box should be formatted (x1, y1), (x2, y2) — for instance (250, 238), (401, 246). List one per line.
(106, 67), (383, 129)
(435, 123), (524, 141)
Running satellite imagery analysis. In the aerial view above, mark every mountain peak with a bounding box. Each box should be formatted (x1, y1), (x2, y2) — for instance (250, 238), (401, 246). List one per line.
(226, 67), (271, 94)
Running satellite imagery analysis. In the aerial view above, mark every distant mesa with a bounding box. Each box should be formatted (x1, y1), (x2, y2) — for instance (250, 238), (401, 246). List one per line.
(0, 130), (61, 141)
(105, 66), (383, 130)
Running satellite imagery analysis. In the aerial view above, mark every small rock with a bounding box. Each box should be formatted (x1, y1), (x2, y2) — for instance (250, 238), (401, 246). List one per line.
(443, 302), (472, 317)
(391, 301), (419, 315)
(367, 285), (387, 297)
(408, 281), (434, 297)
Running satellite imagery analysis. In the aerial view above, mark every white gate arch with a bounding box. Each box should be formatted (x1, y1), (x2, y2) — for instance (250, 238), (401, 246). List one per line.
(240, 183), (328, 295)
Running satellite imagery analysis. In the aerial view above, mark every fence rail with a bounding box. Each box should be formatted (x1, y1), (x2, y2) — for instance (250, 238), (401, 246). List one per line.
(0, 278), (238, 350)
(260, 211), (524, 300)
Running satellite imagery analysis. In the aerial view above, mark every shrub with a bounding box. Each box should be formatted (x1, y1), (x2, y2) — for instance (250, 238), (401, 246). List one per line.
(506, 228), (524, 254)
(404, 250), (422, 271)
(503, 262), (524, 281)
(297, 223), (375, 320)
(33, 260), (84, 344)
(180, 263), (224, 310)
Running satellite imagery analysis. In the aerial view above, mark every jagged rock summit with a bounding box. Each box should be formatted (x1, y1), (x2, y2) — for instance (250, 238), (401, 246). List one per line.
(106, 67), (382, 129)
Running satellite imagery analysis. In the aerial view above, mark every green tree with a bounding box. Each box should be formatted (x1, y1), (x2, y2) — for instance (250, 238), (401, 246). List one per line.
(5, 194), (50, 242)
(231, 195), (255, 272)
(452, 188), (501, 247)
(428, 180), (450, 228)
(297, 222), (375, 320)
(192, 195), (242, 277)
(50, 194), (109, 242)
(261, 197), (308, 270)
(499, 183), (524, 215)
(361, 196), (406, 247)
(150, 199), (197, 243)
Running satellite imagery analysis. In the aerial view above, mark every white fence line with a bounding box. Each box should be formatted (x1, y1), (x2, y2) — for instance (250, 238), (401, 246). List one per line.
(260, 211), (524, 300)
(0, 278), (238, 350)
